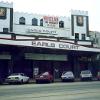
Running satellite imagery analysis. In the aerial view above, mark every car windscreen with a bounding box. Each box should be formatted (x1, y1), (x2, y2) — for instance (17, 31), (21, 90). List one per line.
(63, 71), (73, 75)
(10, 73), (21, 76)
(42, 72), (49, 75)
(98, 72), (100, 75)
(81, 71), (91, 74)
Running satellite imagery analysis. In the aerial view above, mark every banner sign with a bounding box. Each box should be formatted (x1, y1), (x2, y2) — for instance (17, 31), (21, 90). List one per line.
(27, 28), (56, 34)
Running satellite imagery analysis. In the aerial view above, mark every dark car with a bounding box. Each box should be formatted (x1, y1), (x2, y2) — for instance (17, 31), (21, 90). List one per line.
(35, 72), (53, 83)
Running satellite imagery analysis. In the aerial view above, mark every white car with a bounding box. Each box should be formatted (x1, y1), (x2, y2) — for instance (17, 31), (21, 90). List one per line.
(61, 71), (75, 82)
(80, 70), (92, 81)
(6, 73), (30, 84)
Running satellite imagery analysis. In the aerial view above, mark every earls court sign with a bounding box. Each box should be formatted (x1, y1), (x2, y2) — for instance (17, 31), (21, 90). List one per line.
(0, 39), (100, 52)
(32, 41), (79, 50)
(31, 40), (100, 52)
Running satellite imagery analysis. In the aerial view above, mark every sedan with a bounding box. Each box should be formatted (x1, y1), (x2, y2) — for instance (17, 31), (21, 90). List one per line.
(35, 72), (53, 83)
(80, 70), (92, 81)
(6, 73), (30, 84)
(61, 71), (75, 82)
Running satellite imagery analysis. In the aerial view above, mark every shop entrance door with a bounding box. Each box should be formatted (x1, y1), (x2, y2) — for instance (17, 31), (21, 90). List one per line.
(53, 62), (61, 81)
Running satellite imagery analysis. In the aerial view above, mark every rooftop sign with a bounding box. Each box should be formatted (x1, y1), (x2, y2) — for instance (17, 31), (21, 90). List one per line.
(43, 16), (58, 28)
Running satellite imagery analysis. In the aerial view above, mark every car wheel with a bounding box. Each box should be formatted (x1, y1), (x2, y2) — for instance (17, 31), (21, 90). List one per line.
(36, 80), (39, 84)
(71, 79), (75, 82)
(25, 79), (29, 84)
(27, 79), (29, 83)
(62, 79), (65, 82)
(61, 79), (63, 82)
(20, 79), (23, 84)
(9, 82), (12, 85)
(49, 80), (52, 83)
(51, 79), (54, 83)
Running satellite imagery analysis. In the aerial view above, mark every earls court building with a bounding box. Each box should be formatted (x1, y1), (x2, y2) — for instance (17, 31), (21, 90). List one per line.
(0, 1), (100, 80)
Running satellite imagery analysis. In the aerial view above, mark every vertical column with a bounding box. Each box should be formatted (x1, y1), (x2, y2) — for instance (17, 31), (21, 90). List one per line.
(73, 55), (80, 79)
(53, 61), (60, 80)
(8, 60), (13, 75)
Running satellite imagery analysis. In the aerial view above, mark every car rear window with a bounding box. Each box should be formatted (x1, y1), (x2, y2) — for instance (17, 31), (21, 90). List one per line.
(81, 70), (91, 74)
(98, 72), (100, 76)
(42, 72), (49, 75)
(10, 73), (23, 76)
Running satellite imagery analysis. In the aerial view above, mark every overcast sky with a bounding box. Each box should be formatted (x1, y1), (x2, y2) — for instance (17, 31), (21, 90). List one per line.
(1, 0), (100, 32)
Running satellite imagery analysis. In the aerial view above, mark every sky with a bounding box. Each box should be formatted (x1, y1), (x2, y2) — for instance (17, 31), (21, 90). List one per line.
(0, 0), (100, 32)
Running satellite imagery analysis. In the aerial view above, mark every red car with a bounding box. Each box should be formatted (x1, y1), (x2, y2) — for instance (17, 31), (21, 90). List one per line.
(97, 71), (100, 81)
(35, 72), (54, 83)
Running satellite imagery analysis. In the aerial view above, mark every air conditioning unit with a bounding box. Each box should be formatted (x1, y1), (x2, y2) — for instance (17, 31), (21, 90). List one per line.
(3, 28), (8, 33)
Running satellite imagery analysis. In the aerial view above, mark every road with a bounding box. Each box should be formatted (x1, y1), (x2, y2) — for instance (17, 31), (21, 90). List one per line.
(0, 81), (100, 100)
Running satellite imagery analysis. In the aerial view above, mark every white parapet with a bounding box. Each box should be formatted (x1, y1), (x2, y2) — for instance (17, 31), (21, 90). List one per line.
(0, 1), (13, 8)
(71, 9), (88, 16)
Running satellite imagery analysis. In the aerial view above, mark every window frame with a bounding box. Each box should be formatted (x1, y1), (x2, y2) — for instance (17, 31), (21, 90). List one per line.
(59, 21), (64, 28)
(19, 17), (26, 25)
(32, 18), (38, 26)
(81, 34), (86, 40)
(40, 19), (43, 26)
(75, 33), (79, 40)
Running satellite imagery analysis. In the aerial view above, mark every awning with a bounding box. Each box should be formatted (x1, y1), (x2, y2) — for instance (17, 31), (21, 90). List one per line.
(0, 39), (100, 53)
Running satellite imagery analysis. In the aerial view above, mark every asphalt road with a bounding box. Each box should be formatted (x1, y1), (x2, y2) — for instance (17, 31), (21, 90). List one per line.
(0, 81), (100, 100)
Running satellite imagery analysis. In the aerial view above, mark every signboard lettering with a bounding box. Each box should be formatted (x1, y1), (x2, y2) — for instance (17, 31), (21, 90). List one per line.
(27, 28), (56, 34)
(43, 16), (58, 24)
(59, 44), (79, 49)
(32, 41), (79, 50)
(43, 16), (58, 28)
(32, 41), (55, 48)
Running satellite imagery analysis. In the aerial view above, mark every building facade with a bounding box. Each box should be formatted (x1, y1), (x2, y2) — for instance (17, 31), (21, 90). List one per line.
(89, 31), (100, 71)
(0, 1), (100, 80)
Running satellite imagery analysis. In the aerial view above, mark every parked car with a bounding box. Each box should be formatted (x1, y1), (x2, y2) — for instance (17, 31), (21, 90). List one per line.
(5, 73), (30, 84)
(80, 70), (92, 81)
(35, 72), (53, 83)
(97, 71), (100, 81)
(61, 71), (75, 82)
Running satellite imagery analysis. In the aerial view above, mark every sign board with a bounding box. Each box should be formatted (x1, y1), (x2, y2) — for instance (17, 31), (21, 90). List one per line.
(0, 39), (100, 52)
(27, 28), (57, 35)
(32, 40), (79, 50)
(43, 16), (58, 28)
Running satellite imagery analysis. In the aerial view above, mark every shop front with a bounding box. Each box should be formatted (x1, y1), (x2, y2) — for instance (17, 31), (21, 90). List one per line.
(0, 39), (100, 80)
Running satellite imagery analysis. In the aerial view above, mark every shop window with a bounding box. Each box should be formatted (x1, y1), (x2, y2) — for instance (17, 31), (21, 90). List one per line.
(19, 17), (25, 25)
(40, 19), (43, 26)
(59, 21), (64, 28)
(32, 18), (38, 26)
(81, 34), (86, 40)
